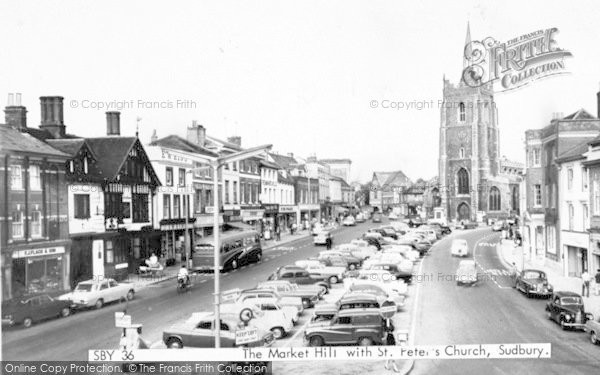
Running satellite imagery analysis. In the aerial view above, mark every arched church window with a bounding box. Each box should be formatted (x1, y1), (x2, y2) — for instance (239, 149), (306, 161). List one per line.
(489, 186), (501, 211)
(457, 168), (469, 194)
(459, 102), (466, 122)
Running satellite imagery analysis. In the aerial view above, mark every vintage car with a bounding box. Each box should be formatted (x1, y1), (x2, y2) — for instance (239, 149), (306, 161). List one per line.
(318, 250), (362, 270)
(221, 288), (303, 320)
(2, 294), (73, 328)
(545, 291), (594, 330)
(303, 309), (394, 346)
(355, 213), (366, 223)
(267, 266), (330, 293)
(163, 312), (274, 348)
(350, 239), (378, 255)
(294, 260), (346, 284)
(364, 253), (414, 280)
(342, 216), (356, 226)
(363, 262), (412, 283)
(585, 314), (600, 345)
(221, 301), (294, 339)
(346, 283), (405, 311)
(514, 269), (553, 298)
(58, 278), (135, 309)
(382, 245), (420, 262)
(388, 212), (399, 221)
(491, 221), (504, 232)
(257, 281), (322, 308)
(335, 243), (373, 261)
(313, 230), (333, 246)
(450, 239), (469, 257)
(314, 292), (386, 317)
(344, 270), (408, 296)
(456, 260), (477, 286)
(308, 306), (339, 326)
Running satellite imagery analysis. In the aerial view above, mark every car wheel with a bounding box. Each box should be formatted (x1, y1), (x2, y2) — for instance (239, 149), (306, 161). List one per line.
(256, 252), (262, 262)
(560, 318), (567, 330)
(545, 310), (552, 320)
(349, 264), (356, 271)
(271, 327), (285, 339)
(240, 308), (254, 323)
(60, 307), (71, 318)
(302, 299), (311, 309)
(95, 299), (104, 309)
(591, 331), (599, 345)
(126, 290), (135, 301)
(329, 276), (339, 284)
(231, 258), (239, 270)
(309, 336), (324, 347)
(358, 337), (374, 346)
(22, 317), (33, 328)
(167, 338), (183, 349)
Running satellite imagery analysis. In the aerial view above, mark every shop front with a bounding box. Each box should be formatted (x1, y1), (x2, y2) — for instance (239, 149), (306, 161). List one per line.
(241, 206), (264, 233)
(297, 204), (320, 230)
(591, 234), (600, 275)
(160, 219), (196, 265)
(278, 205), (296, 232)
(3, 241), (71, 300)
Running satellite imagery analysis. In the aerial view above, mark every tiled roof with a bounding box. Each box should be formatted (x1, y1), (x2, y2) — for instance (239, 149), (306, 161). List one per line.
(319, 158), (352, 164)
(85, 137), (138, 180)
(46, 139), (87, 157)
(562, 109), (596, 120)
(277, 172), (294, 185)
(556, 140), (590, 163)
(260, 159), (281, 170)
(269, 153), (298, 169)
(0, 125), (69, 158)
(149, 135), (218, 157)
(205, 135), (243, 151)
(372, 171), (412, 188)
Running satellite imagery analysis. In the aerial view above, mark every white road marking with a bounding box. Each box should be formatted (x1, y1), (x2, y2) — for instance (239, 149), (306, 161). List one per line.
(473, 233), (512, 290)
(200, 279), (207, 283)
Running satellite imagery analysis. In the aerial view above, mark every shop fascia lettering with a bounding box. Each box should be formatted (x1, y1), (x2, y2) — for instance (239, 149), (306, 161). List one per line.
(12, 247), (66, 259)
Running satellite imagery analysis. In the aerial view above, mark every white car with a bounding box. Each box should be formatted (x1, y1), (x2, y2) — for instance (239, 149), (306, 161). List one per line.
(451, 239), (469, 257)
(342, 216), (356, 226)
(294, 260), (346, 284)
(59, 278), (135, 309)
(355, 213), (366, 223)
(344, 270), (408, 296)
(346, 283), (406, 311)
(382, 245), (420, 262)
(390, 222), (410, 233)
(313, 230), (332, 245)
(221, 288), (303, 319)
(364, 253), (413, 275)
(456, 260), (478, 285)
(350, 239), (378, 256)
(414, 229), (437, 243)
(336, 243), (371, 260)
(388, 212), (399, 221)
(221, 301), (293, 339)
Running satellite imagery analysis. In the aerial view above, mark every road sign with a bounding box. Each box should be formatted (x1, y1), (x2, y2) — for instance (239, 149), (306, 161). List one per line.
(235, 328), (258, 345)
(380, 301), (396, 319)
(115, 312), (132, 328)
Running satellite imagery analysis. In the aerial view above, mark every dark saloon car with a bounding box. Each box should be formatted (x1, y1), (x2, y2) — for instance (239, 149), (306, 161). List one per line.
(514, 269), (553, 298)
(2, 294), (72, 328)
(545, 291), (593, 330)
(267, 266), (330, 292)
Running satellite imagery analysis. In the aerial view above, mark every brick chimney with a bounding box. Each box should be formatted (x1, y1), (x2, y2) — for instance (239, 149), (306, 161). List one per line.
(187, 120), (206, 147)
(39, 96), (65, 138)
(4, 93), (27, 130)
(150, 129), (158, 143)
(227, 136), (241, 147)
(106, 111), (121, 136)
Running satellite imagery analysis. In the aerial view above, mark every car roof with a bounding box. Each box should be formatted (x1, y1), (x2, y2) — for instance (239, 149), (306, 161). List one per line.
(340, 292), (380, 302)
(555, 291), (581, 297)
(452, 239), (468, 244)
(522, 269), (544, 273)
(78, 279), (112, 285)
(337, 309), (382, 317)
(281, 266), (306, 272)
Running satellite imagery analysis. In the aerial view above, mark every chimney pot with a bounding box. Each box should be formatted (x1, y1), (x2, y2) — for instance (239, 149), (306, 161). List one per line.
(15, 93), (21, 106)
(7, 93), (14, 106)
(106, 111), (121, 136)
(187, 121), (206, 147)
(4, 93), (27, 130)
(227, 136), (241, 147)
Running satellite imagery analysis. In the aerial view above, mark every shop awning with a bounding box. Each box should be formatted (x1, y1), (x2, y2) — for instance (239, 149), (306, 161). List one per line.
(227, 222), (256, 230)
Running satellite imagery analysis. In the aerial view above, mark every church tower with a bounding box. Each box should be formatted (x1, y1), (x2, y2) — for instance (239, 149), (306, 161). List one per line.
(439, 23), (500, 222)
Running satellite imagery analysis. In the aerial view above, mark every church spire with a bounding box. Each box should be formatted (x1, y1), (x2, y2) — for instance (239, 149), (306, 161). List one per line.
(463, 21), (472, 70)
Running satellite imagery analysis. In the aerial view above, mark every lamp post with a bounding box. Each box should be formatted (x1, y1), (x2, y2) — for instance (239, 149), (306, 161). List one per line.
(210, 144), (272, 348)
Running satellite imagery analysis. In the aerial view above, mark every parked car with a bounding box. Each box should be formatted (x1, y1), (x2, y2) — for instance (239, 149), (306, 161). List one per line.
(362, 236), (382, 250)
(491, 221), (504, 231)
(364, 262), (412, 283)
(59, 278), (134, 309)
(2, 294), (72, 328)
(545, 291), (593, 330)
(382, 245), (420, 263)
(349, 239), (378, 257)
(308, 306), (339, 326)
(294, 260), (346, 284)
(585, 315), (600, 345)
(313, 230), (333, 246)
(514, 269), (553, 298)
(163, 312), (274, 348)
(318, 251), (362, 270)
(303, 309), (394, 346)
(456, 260), (477, 286)
(368, 228), (397, 240)
(221, 301), (294, 339)
(364, 253), (414, 281)
(346, 283), (405, 311)
(257, 281), (321, 308)
(342, 216), (356, 226)
(450, 239), (469, 257)
(266, 266), (330, 293)
(372, 212), (382, 223)
(221, 288), (304, 318)
(344, 270), (408, 296)
(335, 244), (372, 261)
(460, 221), (479, 230)
(355, 213), (366, 223)
(315, 292), (389, 317)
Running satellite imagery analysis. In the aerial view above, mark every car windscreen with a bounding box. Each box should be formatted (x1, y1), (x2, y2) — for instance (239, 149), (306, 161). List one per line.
(75, 284), (93, 292)
(561, 297), (582, 305)
(523, 271), (543, 279)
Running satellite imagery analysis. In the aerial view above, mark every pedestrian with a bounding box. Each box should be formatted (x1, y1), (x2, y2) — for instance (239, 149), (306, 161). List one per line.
(508, 226), (513, 240)
(276, 226), (281, 241)
(595, 269), (600, 296)
(510, 262), (518, 287)
(582, 270), (591, 298)
(326, 235), (332, 250)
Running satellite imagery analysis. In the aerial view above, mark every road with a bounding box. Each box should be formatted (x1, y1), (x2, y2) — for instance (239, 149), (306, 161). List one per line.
(412, 227), (599, 375)
(1, 222), (380, 361)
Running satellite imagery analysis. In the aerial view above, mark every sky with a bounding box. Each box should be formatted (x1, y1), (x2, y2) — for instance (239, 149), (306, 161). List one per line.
(1, 0), (599, 183)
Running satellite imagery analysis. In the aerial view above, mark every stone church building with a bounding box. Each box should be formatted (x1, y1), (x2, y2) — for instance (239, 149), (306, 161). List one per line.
(438, 25), (523, 223)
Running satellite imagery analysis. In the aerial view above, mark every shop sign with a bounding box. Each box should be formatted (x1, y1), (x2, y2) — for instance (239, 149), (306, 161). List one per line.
(12, 246), (65, 259)
(279, 206), (296, 213)
(115, 262), (128, 270)
(262, 204), (279, 214)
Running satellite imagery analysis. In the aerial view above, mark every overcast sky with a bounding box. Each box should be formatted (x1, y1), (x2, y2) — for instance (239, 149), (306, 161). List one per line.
(1, 0), (599, 183)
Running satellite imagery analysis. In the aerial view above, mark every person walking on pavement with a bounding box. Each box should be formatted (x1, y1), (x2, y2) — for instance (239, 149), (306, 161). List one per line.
(581, 269), (591, 298)
(325, 235), (332, 250)
(275, 225), (281, 241)
(510, 262), (518, 287)
(595, 269), (600, 296)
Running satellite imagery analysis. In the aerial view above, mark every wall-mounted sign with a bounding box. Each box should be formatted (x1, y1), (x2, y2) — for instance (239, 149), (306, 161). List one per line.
(12, 246), (65, 259)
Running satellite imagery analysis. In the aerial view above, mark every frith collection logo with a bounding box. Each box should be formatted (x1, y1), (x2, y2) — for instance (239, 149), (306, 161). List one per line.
(462, 28), (572, 91)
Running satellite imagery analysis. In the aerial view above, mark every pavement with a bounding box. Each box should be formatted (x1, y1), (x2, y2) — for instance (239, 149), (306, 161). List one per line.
(497, 238), (600, 318)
